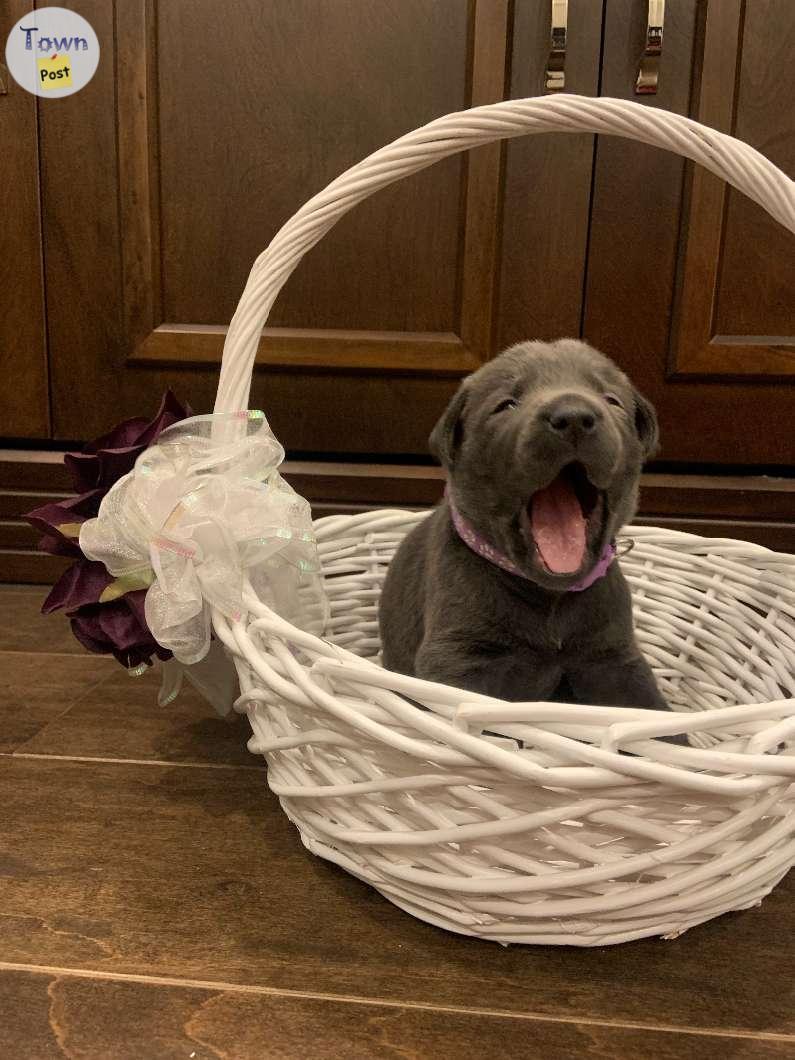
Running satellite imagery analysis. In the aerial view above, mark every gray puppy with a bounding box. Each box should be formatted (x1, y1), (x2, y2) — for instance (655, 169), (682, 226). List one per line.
(379, 339), (672, 714)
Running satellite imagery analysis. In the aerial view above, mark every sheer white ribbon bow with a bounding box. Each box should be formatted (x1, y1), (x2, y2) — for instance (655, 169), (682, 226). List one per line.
(79, 411), (328, 680)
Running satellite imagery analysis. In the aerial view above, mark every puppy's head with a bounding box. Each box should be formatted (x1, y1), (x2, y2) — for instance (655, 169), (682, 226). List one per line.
(430, 339), (658, 590)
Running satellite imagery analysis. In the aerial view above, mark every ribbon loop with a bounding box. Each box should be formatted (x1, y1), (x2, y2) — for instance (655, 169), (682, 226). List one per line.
(80, 411), (327, 666)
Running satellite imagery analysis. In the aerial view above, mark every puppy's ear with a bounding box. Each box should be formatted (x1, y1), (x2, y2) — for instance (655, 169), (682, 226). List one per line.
(633, 388), (660, 458)
(429, 384), (468, 469)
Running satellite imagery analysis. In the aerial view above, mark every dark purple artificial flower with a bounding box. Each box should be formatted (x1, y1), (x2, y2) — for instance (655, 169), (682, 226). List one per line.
(63, 389), (191, 495)
(25, 391), (191, 670)
(70, 590), (172, 671)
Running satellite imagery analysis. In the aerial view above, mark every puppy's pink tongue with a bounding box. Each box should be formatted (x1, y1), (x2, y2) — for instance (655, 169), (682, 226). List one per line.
(530, 476), (586, 574)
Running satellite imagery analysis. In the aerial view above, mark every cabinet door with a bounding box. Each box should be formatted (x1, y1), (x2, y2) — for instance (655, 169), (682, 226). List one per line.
(584, 0), (795, 467)
(0, 1), (49, 439)
(42, 0), (522, 454)
(497, 0), (604, 347)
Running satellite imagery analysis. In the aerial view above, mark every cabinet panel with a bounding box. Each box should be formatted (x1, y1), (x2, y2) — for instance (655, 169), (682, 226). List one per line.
(673, 0), (795, 379)
(158, 2), (463, 334)
(584, 0), (795, 467)
(497, 0), (604, 348)
(45, 0), (517, 452)
(0, 0), (49, 438)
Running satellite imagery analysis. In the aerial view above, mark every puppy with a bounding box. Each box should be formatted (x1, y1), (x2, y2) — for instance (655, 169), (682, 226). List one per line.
(379, 339), (672, 714)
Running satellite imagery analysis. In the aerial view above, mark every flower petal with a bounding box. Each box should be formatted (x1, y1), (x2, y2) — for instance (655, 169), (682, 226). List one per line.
(42, 560), (113, 613)
(124, 589), (149, 627)
(97, 600), (146, 651)
(64, 393), (190, 498)
(70, 612), (113, 655)
(137, 390), (192, 447)
(84, 416), (150, 454)
(26, 492), (102, 556)
(63, 451), (100, 493)
(37, 533), (82, 558)
(94, 446), (147, 489)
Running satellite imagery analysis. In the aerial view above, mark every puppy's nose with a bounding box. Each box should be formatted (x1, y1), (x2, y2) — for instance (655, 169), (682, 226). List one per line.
(543, 397), (602, 441)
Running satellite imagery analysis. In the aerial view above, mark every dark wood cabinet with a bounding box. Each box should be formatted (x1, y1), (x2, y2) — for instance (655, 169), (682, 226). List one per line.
(584, 0), (795, 466)
(496, 0), (604, 345)
(1, 0), (793, 582)
(0, 0), (49, 439)
(41, 0), (516, 453)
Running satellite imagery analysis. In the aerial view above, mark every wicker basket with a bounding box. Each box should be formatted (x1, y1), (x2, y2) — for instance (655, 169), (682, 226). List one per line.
(211, 96), (795, 946)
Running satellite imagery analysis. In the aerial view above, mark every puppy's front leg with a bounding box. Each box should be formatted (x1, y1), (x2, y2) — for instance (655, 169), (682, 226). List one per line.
(415, 635), (562, 702)
(566, 648), (668, 711)
(566, 650), (690, 746)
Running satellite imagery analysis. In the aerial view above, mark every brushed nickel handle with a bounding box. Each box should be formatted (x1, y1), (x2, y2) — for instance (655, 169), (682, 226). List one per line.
(635, 0), (665, 95)
(545, 0), (568, 93)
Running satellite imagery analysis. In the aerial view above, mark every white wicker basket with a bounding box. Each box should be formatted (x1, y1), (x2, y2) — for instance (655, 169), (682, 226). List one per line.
(211, 96), (795, 946)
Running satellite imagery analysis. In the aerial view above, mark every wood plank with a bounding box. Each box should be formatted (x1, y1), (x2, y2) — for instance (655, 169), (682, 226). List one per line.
(0, 451), (792, 583)
(0, 753), (793, 1032)
(458, 0), (511, 359)
(632, 516), (795, 552)
(0, 492), (65, 519)
(0, 522), (38, 550)
(0, 0), (49, 438)
(115, 0), (160, 354)
(0, 589), (255, 765)
(0, 587), (80, 654)
(133, 326), (480, 375)
(497, 0), (605, 346)
(0, 451), (71, 492)
(0, 651), (111, 754)
(16, 664), (258, 768)
(0, 966), (791, 1060)
(0, 551), (70, 584)
(4, 451), (792, 519)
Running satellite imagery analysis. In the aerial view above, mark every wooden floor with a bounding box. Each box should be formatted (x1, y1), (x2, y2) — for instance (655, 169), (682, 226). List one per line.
(1, 587), (793, 1059)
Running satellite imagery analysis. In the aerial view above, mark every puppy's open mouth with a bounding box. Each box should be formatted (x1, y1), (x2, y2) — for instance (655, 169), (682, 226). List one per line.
(522, 462), (604, 575)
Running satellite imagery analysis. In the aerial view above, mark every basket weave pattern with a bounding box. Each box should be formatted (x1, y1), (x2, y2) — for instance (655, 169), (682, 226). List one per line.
(210, 97), (795, 945)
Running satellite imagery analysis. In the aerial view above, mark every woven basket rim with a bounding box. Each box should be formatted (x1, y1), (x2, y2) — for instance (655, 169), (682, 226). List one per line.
(220, 517), (795, 785)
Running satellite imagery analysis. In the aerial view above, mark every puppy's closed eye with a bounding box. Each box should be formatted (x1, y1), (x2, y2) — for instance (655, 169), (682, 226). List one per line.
(603, 393), (624, 409)
(491, 397), (518, 415)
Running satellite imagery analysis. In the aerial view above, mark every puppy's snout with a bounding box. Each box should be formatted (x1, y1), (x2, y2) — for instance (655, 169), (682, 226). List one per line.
(542, 395), (602, 442)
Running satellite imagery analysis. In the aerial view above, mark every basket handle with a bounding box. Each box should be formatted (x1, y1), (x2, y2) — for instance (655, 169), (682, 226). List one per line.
(215, 94), (795, 415)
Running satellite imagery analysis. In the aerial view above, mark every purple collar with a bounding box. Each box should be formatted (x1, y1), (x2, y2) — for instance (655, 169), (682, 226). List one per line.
(445, 487), (616, 592)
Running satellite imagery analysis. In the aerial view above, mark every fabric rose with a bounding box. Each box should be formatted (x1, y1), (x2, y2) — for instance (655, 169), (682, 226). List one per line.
(25, 391), (191, 671)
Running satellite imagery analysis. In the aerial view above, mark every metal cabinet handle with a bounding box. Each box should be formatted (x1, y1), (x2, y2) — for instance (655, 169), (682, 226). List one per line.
(545, 0), (568, 93)
(635, 0), (665, 95)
